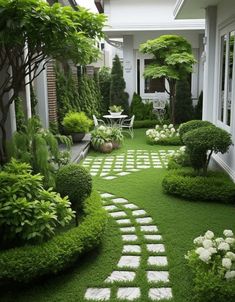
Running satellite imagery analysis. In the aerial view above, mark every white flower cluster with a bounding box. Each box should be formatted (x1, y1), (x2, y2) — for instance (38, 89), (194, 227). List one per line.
(146, 124), (179, 143)
(97, 125), (112, 136)
(190, 230), (235, 280)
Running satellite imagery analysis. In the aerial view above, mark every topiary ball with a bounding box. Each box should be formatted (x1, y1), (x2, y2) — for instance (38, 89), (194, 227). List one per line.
(178, 120), (214, 141)
(56, 164), (92, 210)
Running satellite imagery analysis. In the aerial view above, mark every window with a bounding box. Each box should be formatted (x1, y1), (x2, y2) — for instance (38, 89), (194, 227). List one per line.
(218, 30), (235, 127)
(144, 59), (165, 93)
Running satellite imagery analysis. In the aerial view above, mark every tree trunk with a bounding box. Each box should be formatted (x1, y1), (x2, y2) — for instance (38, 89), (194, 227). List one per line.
(169, 80), (176, 125)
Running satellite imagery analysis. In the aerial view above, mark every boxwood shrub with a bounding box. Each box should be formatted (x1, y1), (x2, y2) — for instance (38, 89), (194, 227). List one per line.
(0, 191), (107, 283)
(133, 119), (159, 129)
(162, 169), (235, 203)
(178, 120), (214, 140)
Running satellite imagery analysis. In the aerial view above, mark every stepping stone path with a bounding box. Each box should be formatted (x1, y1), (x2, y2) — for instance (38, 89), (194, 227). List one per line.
(84, 192), (173, 301)
(81, 149), (175, 180)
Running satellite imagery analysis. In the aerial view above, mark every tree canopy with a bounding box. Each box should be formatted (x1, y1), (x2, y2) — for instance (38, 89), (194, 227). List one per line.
(0, 0), (106, 163)
(140, 35), (196, 124)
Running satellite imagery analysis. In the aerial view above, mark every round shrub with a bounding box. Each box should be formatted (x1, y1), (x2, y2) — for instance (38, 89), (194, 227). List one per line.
(56, 164), (92, 211)
(162, 169), (235, 203)
(179, 120), (214, 140)
(0, 191), (107, 283)
(183, 126), (232, 174)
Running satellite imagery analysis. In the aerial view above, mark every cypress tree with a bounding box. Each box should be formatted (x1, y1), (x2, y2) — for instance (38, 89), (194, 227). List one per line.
(99, 67), (111, 114)
(110, 55), (129, 114)
(175, 76), (194, 124)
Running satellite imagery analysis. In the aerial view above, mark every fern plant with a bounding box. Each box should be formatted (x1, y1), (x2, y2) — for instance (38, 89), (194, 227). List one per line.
(8, 117), (72, 187)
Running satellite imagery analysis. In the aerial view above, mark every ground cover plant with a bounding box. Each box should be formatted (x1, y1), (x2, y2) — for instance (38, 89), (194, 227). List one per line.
(2, 129), (235, 302)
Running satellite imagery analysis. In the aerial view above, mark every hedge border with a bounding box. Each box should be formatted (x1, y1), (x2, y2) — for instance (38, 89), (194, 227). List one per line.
(162, 169), (235, 203)
(0, 191), (107, 282)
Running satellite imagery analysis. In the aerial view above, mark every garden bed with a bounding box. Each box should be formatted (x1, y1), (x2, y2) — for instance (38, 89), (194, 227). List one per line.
(0, 191), (107, 283)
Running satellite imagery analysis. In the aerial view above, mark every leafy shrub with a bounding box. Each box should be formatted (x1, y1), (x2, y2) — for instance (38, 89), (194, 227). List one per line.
(110, 126), (124, 144)
(183, 126), (232, 174)
(162, 169), (235, 203)
(91, 125), (115, 152)
(62, 111), (92, 133)
(0, 160), (74, 248)
(8, 117), (71, 187)
(130, 93), (155, 120)
(179, 119), (214, 140)
(167, 146), (190, 169)
(186, 230), (235, 302)
(175, 76), (194, 124)
(146, 124), (182, 145)
(56, 164), (92, 225)
(0, 191), (107, 282)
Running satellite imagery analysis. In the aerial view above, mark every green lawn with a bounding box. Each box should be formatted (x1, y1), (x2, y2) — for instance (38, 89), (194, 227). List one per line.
(2, 129), (235, 302)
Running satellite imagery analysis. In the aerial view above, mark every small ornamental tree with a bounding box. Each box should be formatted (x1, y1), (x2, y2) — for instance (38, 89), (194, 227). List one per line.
(99, 67), (111, 114)
(0, 0), (105, 164)
(110, 55), (129, 114)
(182, 126), (233, 175)
(140, 35), (196, 124)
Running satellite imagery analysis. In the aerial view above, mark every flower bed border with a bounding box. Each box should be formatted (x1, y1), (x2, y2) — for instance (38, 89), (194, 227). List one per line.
(0, 191), (107, 283)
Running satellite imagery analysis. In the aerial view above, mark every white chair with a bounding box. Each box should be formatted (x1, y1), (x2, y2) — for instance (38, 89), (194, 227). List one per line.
(152, 99), (166, 122)
(93, 115), (105, 128)
(121, 115), (135, 138)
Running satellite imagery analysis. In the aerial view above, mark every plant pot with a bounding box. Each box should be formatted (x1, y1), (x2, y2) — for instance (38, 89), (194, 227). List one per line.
(108, 110), (123, 116)
(112, 141), (120, 149)
(99, 142), (113, 153)
(71, 132), (85, 143)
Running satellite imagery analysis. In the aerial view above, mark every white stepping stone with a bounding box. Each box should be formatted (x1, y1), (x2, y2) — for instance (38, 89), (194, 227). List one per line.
(116, 219), (132, 225)
(147, 244), (165, 253)
(100, 173), (108, 177)
(117, 287), (141, 301)
(147, 271), (169, 283)
(140, 225), (158, 233)
(123, 204), (139, 210)
(132, 210), (147, 217)
(113, 169), (122, 172)
(103, 205), (118, 212)
(148, 256), (168, 267)
(110, 211), (127, 218)
(128, 169), (140, 172)
(148, 288), (173, 301)
(122, 235), (138, 242)
(153, 166), (162, 168)
(103, 176), (117, 180)
(120, 227), (136, 233)
(144, 235), (162, 241)
(100, 193), (114, 198)
(85, 288), (111, 301)
(136, 217), (153, 224)
(112, 198), (128, 204)
(118, 172), (130, 176)
(123, 245), (141, 253)
(92, 165), (100, 168)
(90, 172), (97, 176)
(118, 256), (140, 268)
(102, 169), (110, 172)
(105, 271), (136, 283)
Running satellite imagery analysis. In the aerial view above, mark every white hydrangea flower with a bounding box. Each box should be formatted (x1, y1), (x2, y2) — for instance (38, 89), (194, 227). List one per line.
(171, 128), (176, 133)
(225, 237), (235, 245)
(155, 125), (159, 129)
(198, 249), (212, 263)
(215, 237), (224, 244)
(203, 239), (213, 249)
(205, 230), (215, 240)
(218, 242), (230, 251)
(223, 230), (234, 237)
(193, 236), (204, 246)
(195, 247), (205, 255)
(225, 252), (235, 261)
(168, 124), (173, 128)
(225, 270), (235, 280)
(222, 258), (232, 270)
(208, 247), (217, 254)
(176, 133), (180, 136)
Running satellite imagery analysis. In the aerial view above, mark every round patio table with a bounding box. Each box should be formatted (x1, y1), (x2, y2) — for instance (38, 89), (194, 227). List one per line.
(103, 114), (128, 126)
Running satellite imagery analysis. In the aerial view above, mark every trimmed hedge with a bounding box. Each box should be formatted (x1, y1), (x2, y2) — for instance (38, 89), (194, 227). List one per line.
(162, 169), (235, 203)
(178, 120), (214, 140)
(0, 191), (107, 283)
(133, 120), (159, 129)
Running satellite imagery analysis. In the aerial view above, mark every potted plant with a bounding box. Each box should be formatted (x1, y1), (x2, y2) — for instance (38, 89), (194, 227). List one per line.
(62, 112), (92, 143)
(91, 126), (113, 153)
(108, 105), (123, 116)
(110, 126), (124, 149)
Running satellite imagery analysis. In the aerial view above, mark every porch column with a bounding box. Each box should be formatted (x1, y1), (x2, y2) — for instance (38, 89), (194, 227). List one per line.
(34, 61), (49, 128)
(203, 6), (217, 121)
(123, 35), (135, 104)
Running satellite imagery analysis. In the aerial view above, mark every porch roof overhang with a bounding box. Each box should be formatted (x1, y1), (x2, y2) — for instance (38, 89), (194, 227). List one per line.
(103, 21), (205, 38)
(174, 0), (220, 19)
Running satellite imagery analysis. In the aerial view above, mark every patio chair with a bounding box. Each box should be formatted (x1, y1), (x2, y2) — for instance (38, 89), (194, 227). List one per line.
(93, 115), (106, 128)
(121, 115), (135, 138)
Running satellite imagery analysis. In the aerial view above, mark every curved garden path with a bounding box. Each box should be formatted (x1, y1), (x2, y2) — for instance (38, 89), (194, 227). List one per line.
(84, 191), (173, 301)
